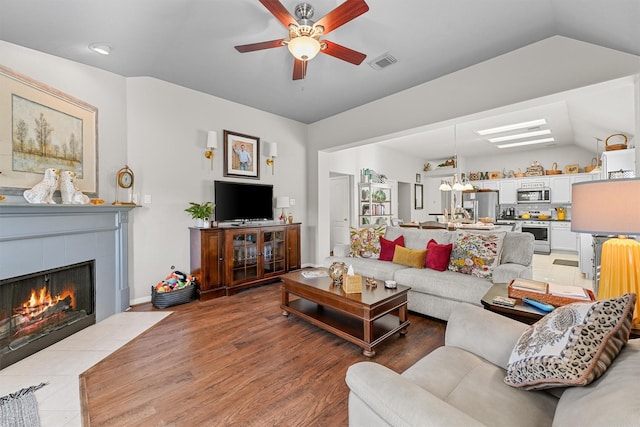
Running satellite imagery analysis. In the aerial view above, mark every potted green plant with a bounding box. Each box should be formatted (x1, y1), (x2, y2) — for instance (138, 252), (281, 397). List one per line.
(185, 202), (215, 228)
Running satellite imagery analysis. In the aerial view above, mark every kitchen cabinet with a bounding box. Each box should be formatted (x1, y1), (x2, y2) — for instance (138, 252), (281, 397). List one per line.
(602, 148), (635, 179)
(498, 180), (517, 204)
(551, 174), (594, 204)
(550, 176), (572, 204)
(579, 233), (594, 279)
(480, 180), (499, 191)
(551, 221), (578, 252)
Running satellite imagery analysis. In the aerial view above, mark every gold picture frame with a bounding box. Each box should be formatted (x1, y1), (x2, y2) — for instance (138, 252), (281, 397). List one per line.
(0, 65), (98, 196)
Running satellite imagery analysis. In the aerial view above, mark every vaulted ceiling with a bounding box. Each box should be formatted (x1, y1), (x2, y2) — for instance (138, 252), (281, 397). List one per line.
(1, 0), (638, 158)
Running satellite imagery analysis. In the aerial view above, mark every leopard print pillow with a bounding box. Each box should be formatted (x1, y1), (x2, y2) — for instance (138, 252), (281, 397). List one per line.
(504, 293), (636, 390)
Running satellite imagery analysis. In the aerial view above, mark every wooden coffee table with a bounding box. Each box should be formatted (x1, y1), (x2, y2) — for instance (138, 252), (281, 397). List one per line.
(280, 270), (410, 357)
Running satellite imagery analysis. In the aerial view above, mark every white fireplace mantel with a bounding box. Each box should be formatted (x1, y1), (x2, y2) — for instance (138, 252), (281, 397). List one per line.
(0, 203), (135, 321)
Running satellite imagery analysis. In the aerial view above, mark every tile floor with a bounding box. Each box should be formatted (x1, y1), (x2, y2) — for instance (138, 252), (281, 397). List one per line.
(0, 311), (171, 427)
(0, 252), (594, 426)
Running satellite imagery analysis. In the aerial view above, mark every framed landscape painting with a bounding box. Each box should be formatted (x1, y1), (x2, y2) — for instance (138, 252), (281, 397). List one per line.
(223, 130), (260, 179)
(0, 65), (98, 196)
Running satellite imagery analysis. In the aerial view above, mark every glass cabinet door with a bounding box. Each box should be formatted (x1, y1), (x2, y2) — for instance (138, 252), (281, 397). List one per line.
(262, 229), (286, 276)
(231, 231), (259, 283)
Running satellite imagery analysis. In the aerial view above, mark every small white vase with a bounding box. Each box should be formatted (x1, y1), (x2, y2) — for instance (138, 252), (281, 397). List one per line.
(195, 218), (210, 228)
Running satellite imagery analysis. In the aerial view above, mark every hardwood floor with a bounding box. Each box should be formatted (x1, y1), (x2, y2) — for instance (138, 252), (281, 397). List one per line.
(80, 283), (446, 426)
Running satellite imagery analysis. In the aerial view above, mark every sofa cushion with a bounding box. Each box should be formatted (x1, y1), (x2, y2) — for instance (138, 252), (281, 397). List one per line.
(392, 246), (426, 268)
(394, 268), (492, 306)
(379, 235), (404, 261)
(504, 293), (636, 390)
(448, 230), (506, 279)
(426, 239), (453, 271)
(349, 226), (385, 258)
(553, 339), (640, 426)
(501, 232), (535, 265)
(402, 346), (557, 427)
(384, 226), (452, 250)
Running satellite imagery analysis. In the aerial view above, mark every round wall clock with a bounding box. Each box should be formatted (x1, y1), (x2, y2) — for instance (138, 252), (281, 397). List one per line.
(113, 165), (136, 205)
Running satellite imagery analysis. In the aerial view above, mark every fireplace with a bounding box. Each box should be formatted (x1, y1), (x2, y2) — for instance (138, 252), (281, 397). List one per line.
(0, 260), (96, 369)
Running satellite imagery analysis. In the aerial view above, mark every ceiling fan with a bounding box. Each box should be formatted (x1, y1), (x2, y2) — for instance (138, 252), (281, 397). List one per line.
(235, 0), (369, 80)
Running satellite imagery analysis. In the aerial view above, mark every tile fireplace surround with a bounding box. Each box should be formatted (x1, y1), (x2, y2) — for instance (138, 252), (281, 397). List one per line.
(0, 204), (135, 324)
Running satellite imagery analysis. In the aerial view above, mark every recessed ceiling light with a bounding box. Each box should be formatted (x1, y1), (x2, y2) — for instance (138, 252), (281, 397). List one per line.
(477, 119), (547, 136)
(496, 137), (555, 149)
(488, 129), (552, 143)
(88, 43), (111, 55)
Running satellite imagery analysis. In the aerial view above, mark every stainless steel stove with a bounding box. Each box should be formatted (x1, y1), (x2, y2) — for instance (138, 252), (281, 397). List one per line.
(520, 220), (550, 254)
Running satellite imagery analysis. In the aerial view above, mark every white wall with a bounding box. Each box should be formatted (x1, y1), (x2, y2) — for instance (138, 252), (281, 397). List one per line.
(0, 41), (309, 306)
(307, 37), (640, 264)
(0, 41), (128, 202)
(126, 77), (308, 302)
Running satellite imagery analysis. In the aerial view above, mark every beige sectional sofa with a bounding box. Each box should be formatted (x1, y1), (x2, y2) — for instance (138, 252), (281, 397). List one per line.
(346, 303), (640, 426)
(324, 226), (534, 321)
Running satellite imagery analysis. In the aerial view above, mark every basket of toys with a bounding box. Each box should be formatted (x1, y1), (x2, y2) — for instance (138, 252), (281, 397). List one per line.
(151, 270), (197, 308)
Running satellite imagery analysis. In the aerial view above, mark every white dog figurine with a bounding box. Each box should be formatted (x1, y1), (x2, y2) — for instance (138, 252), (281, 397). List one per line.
(23, 168), (60, 204)
(60, 170), (90, 204)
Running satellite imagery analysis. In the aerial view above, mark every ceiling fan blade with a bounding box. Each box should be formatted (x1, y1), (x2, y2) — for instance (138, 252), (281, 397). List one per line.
(259, 0), (298, 28)
(235, 39), (285, 53)
(321, 40), (366, 65)
(293, 59), (307, 80)
(314, 0), (369, 35)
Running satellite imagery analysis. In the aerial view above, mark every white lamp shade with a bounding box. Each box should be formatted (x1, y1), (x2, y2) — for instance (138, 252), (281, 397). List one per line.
(571, 178), (640, 235)
(207, 131), (217, 149)
(269, 142), (278, 158)
(287, 36), (321, 61)
(276, 196), (290, 209)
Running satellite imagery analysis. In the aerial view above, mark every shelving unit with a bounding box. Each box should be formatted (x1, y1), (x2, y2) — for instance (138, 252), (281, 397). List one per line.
(359, 182), (392, 226)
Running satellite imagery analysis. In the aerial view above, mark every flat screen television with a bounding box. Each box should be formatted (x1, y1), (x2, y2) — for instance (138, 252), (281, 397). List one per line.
(214, 181), (273, 222)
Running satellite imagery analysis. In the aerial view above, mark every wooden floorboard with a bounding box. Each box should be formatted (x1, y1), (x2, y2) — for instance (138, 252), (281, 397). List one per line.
(80, 283), (446, 426)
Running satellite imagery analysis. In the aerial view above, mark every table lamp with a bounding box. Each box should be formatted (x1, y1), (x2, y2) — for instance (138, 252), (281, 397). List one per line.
(276, 196), (290, 222)
(572, 178), (640, 330)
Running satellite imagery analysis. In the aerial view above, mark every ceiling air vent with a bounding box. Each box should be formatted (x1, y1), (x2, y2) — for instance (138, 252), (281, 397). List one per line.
(369, 53), (397, 71)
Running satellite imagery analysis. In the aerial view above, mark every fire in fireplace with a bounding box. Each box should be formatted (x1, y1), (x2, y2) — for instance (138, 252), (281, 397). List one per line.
(0, 260), (96, 370)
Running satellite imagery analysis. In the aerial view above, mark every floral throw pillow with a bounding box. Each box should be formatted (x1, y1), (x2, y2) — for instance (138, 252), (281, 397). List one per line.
(349, 226), (385, 258)
(505, 294), (635, 390)
(448, 231), (506, 279)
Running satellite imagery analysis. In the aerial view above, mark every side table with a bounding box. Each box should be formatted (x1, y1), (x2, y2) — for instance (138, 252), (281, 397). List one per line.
(480, 283), (548, 325)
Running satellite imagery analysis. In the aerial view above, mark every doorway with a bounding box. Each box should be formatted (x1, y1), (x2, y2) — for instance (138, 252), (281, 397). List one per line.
(397, 182), (411, 223)
(329, 174), (353, 254)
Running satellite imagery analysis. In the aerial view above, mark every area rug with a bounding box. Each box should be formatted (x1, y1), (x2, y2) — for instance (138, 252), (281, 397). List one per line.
(553, 259), (579, 267)
(0, 383), (47, 427)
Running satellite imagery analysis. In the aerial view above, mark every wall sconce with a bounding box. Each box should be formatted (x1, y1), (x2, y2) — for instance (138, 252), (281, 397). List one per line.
(266, 142), (278, 175)
(205, 131), (217, 170)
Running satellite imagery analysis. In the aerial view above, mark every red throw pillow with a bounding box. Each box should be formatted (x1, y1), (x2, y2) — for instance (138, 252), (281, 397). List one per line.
(379, 236), (405, 261)
(426, 239), (453, 271)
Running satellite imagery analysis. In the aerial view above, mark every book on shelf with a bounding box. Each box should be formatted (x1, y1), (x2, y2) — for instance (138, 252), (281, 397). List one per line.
(510, 278), (549, 294)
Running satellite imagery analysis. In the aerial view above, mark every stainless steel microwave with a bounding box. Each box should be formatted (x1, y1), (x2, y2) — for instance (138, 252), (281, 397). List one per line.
(516, 187), (551, 204)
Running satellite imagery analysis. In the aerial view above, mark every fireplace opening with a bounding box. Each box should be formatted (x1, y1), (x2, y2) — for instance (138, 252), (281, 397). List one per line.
(0, 260), (96, 370)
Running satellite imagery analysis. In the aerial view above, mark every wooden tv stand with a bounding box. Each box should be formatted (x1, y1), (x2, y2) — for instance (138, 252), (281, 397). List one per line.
(189, 223), (301, 300)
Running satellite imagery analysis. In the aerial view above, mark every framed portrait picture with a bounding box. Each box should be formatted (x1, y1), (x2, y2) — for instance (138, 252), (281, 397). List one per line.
(414, 184), (423, 209)
(223, 130), (260, 179)
(416, 173), (421, 183)
(0, 65), (98, 196)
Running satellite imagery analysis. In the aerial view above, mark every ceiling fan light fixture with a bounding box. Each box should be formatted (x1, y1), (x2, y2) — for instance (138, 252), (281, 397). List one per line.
(287, 36), (321, 61)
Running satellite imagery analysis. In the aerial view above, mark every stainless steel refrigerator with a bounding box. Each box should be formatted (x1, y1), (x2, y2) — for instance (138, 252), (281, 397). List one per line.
(462, 191), (499, 221)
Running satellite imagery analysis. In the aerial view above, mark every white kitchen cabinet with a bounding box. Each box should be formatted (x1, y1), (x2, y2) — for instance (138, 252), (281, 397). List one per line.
(551, 221), (578, 252)
(480, 180), (499, 190)
(498, 180), (518, 204)
(602, 148), (635, 179)
(550, 176), (571, 204)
